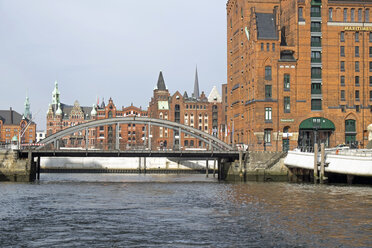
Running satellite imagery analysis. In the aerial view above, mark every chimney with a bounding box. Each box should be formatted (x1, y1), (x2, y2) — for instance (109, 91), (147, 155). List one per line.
(10, 107), (13, 124)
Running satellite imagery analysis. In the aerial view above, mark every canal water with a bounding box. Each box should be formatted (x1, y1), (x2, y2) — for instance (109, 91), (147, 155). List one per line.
(0, 174), (371, 247)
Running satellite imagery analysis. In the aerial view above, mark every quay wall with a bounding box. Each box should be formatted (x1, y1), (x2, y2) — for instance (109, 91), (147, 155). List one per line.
(0, 150), (34, 182)
(223, 151), (289, 182)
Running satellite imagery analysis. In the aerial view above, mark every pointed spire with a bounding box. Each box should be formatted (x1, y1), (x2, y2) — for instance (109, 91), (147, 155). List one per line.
(52, 80), (60, 105)
(23, 91), (31, 120)
(157, 71), (167, 91)
(194, 66), (200, 99)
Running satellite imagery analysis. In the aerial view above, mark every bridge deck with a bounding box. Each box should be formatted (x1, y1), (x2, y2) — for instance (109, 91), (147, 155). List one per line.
(19, 150), (240, 160)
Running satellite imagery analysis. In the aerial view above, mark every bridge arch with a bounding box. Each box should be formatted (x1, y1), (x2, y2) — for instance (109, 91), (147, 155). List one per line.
(39, 117), (232, 151)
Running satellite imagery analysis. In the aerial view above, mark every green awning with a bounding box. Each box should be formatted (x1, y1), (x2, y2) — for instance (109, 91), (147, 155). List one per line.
(299, 117), (335, 130)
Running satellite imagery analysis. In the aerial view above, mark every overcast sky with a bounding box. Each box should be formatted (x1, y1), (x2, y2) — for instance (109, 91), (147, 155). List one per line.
(0, 0), (227, 129)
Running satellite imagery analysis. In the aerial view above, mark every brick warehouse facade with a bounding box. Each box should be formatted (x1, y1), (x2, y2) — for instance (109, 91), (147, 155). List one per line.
(46, 81), (148, 149)
(0, 95), (36, 145)
(227, 0), (372, 151)
(148, 70), (225, 150)
(46, 71), (225, 150)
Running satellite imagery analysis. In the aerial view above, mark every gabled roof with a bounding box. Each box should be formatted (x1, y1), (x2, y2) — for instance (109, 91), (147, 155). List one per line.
(207, 86), (222, 103)
(157, 71), (167, 91)
(183, 91), (189, 99)
(0, 109), (25, 125)
(51, 103), (93, 120)
(256, 13), (278, 40)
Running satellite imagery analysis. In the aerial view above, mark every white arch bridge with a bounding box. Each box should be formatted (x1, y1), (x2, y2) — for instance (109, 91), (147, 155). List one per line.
(39, 117), (233, 151)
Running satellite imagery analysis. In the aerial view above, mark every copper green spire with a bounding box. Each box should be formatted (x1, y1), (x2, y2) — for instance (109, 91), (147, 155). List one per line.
(52, 80), (60, 105)
(23, 92), (31, 120)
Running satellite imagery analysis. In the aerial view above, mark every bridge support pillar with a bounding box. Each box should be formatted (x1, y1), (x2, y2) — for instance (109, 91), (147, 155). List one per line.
(144, 157), (147, 173)
(217, 158), (221, 180)
(206, 159), (209, 177)
(116, 124), (120, 150)
(138, 157), (141, 173)
(85, 128), (89, 150)
(37, 156), (40, 180)
(213, 159), (216, 178)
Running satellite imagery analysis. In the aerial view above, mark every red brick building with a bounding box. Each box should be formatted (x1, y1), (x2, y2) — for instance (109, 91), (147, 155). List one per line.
(46, 81), (147, 149)
(148, 70), (225, 150)
(227, 0), (372, 151)
(0, 100), (36, 145)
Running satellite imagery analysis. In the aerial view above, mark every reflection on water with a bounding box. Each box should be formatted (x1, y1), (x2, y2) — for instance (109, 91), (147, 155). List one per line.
(0, 174), (371, 247)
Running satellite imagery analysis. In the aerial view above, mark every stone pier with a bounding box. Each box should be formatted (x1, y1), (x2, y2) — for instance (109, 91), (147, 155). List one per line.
(221, 151), (289, 182)
(0, 150), (36, 182)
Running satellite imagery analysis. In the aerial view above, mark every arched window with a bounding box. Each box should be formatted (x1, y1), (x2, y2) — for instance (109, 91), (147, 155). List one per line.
(108, 111), (113, 118)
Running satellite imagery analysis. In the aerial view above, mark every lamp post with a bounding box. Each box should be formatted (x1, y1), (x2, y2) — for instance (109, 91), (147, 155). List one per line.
(313, 118), (321, 149)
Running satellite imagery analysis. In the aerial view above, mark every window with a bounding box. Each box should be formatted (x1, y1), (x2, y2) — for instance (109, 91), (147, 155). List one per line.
(311, 67), (322, 78)
(341, 90), (345, 101)
(311, 99), (322, 110)
(370, 76), (372, 86)
(370, 32), (372, 42)
(355, 32), (359, 42)
(265, 85), (272, 98)
(329, 8), (333, 21)
(311, 22), (321, 32)
(370, 61), (372, 72)
(266, 43), (270, 51)
(356, 105), (360, 112)
(344, 8), (347, 22)
(261, 43), (264, 51)
(355, 90), (360, 100)
(355, 61), (360, 72)
(284, 97), (290, 113)
(265, 66), (272, 80)
(370, 47), (372, 57)
(358, 8), (362, 22)
(366, 9), (370, 22)
(284, 74), (290, 90)
(264, 129), (271, 144)
(311, 36), (321, 47)
(184, 140), (188, 147)
(265, 107), (272, 122)
(340, 46), (345, 57)
(272, 43), (275, 52)
(351, 8), (355, 22)
(370, 91), (372, 101)
(311, 83), (322, 94)
(341, 31), (345, 42)
(355, 76), (360, 86)
(298, 7), (304, 21)
(311, 51), (321, 62)
(355, 46), (359, 57)
(190, 140), (194, 147)
(341, 76), (345, 86)
(311, 6), (321, 17)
